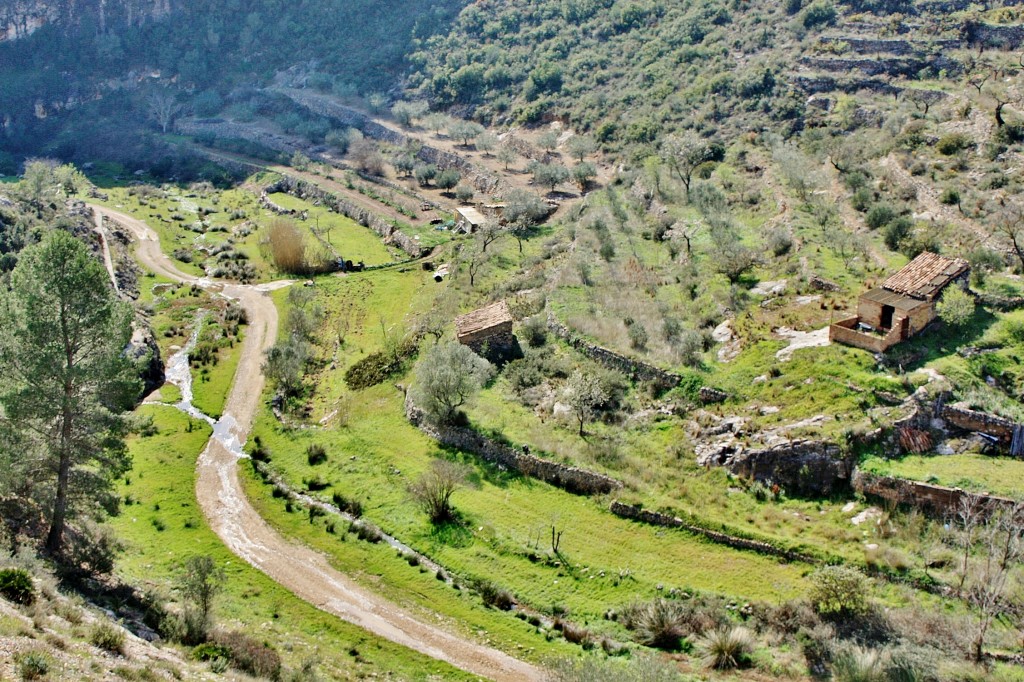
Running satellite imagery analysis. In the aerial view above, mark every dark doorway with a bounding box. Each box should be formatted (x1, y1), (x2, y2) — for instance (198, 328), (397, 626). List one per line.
(880, 305), (895, 329)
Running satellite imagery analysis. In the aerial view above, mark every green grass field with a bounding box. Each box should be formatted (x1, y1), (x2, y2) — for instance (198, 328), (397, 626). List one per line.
(110, 404), (477, 680)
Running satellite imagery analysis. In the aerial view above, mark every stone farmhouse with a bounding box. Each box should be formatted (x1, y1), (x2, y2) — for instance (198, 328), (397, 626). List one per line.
(830, 251), (970, 353)
(455, 300), (518, 362)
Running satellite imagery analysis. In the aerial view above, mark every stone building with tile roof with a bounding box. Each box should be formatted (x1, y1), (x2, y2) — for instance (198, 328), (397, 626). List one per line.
(830, 252), (970, 352)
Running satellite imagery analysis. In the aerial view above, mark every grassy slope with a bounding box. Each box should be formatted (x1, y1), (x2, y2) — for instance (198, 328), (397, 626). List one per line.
(110, 404), (476, 680)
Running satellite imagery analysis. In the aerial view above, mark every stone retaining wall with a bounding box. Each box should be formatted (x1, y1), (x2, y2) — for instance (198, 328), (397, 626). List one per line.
(966, 23), (1024, 50)
(546, 318), (682, 388)
(264, 176), (425, 258)
(800, 55), (962, 77)
(852, 469), (1017, 517)
(276, 88), (506, 195)
(406, 396), (623, 495)
(609, 502), (816, 563)
(941, 404), (1017, 442)
(819, 36), (961, 56)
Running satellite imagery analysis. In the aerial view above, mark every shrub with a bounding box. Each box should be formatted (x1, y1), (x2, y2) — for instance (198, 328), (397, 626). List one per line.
(192, 642), (232, 661)
(520, 316), (547, 347)
(16, 651), (50, 680)
(90, 621), (126, 655)
(939, 188), (960, 206)
(628, 599), (688, 650)
(350, 521), (383, 543)
(306, 444), (327, 466)
(331, 492), (363, 518)
(0, 568), (35, 605)
(344, 339), (418, 390)
(865, 204), (896, 230)
(211, 630), (282, 680)
(474, 579), (515, 610)
(936, 286), (975, 327)
(802, 1), (837, 28)
(936, 133), (972, 156)
(699, 626), (754, 670)
(809, 565), (870, 615)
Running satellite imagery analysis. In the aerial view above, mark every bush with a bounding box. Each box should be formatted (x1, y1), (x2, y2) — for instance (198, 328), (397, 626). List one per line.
(306, 444), (327, 466)
(802, 1), (837, 28)
(90, 621), (126, 655)
(332, 492), (363, 518)
(0, 568), (35, 605)
(520, 316), (547, 347)
(344, 339), (418, 390)
(936, 133), (973, 156)
(809, 565), (870, 615)
(699, 626), (754, 670)
(211, 630), (282, 680)
(865, 204), (896, 230)
(474, 579), (515, 610)
(936, 286), (975, 327)
(15, 652), (50, 680)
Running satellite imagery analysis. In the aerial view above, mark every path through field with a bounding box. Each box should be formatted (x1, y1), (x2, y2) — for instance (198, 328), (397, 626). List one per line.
(93, 205), (542, 682)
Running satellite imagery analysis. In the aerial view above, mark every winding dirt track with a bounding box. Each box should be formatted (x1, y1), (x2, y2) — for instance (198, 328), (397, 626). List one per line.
(93, 206), (542, 682)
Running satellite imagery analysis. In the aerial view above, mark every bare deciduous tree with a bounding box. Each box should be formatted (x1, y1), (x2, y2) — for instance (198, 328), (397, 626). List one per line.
(409, 460), (471, 524)
(147, 89), (181, 134)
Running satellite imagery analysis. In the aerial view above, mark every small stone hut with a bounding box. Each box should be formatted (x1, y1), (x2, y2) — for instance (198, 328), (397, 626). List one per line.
(456, 300), (516, 361)
(455, 206), (486, 233)
(830, 251), (970, 352)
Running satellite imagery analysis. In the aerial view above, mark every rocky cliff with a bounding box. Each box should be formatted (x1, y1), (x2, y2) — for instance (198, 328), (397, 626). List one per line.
(1, 0), (175, 42)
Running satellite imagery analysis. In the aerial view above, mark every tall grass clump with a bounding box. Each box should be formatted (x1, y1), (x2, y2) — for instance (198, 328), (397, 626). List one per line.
(698, 626), (754, 670)
(260, 218), (331, 275)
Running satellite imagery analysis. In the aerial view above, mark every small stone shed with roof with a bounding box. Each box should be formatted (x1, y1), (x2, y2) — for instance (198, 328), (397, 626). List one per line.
(456, 300), (517, 361)
(830, 252), (970, 353)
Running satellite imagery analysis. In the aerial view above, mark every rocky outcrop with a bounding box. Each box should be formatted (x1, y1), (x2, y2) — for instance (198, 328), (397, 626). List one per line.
(128, 323), (164, 397)
(1, 0), (175, 41)
(699, 440), (852, 497)
(406, 396), (623, 496)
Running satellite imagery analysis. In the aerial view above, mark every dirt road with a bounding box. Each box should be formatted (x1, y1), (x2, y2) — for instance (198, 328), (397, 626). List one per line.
(93, 205), (543, 682)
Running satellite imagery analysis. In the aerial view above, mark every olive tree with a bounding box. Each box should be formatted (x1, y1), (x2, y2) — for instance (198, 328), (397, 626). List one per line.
(411, 342), (494, 425)
(563, 370), (608, 436)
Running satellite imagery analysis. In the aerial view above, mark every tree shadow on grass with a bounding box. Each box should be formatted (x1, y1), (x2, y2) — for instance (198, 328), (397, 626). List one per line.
(436, 443), (532, 491)
(882, 308), (998, 373)
(427, 517), (474, 548)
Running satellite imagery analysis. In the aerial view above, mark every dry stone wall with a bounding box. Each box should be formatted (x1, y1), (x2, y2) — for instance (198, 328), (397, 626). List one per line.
(406, 396), (623, 495)
(852, 469), (1017, 517)
(610, 502), (817, 563)
(546, 319), (682, 388)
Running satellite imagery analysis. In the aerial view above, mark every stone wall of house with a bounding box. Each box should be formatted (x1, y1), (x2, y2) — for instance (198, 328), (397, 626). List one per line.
(609, 502), (817, 563)
(852, 469), (1017, 517)
(264, 176), (425, 258)
(406, 396), (623, 495)
(546, 318), (682, 388)
(460, 328), (520, 365)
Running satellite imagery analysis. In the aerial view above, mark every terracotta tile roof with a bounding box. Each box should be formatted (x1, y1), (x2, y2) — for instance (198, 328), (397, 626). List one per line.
(881, 252), (969, 301)
(456, 300), (512, 337)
